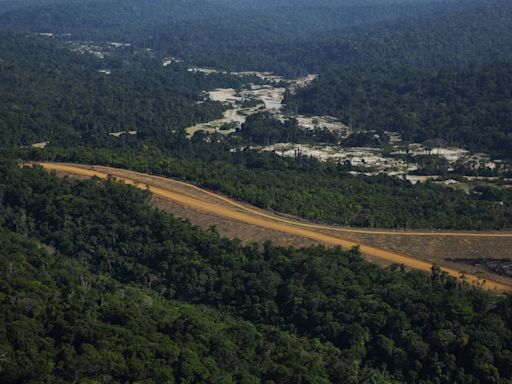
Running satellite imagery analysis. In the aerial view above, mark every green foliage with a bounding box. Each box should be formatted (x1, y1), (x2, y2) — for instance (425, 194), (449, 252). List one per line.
(241, 112), (306, 145)
(0, 4), (511, 232)
(287, 62), (512, 157)
(0, 30), (254, 146)
(1, 3), (512, 382)
(0, 159), (511, 383)
(19, 144), (512, 230)
(1, 0), (509, 75)
(2, 0), (512, 158)
(238, 112), (339, 145)
(0, 230), (352, 384)
(341, 132), (390, 148)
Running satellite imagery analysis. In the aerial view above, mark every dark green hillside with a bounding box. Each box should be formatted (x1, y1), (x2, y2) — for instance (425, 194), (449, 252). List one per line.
(286, 61), (512, 157)
(1, 2), (512, 382)
(3, 28), (512, 232)
(0, 231), (356, 383)
(0, 0), (500, 75)
(0, 30), (251, 146)
(311, 0), (512, 69)
(2, 0), (512, 146)
(1, 159), (512, 383)
(0, 0), (229, 37)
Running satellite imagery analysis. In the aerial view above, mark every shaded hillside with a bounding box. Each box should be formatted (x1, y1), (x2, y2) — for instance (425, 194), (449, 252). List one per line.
(0, 30), (250, 146)
(1, 159), (512, 383)
(0, 231), (352, 383)
(0, 0), (498, 74)
(286, 61), (512, 157)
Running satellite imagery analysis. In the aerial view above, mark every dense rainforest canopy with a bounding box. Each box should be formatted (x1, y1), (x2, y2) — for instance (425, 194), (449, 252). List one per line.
(0, 5), (511, 231)
(1, 159), (512, 383)
(1, 0), (511, 75)
(2, 0), (512, 152)
(0, 30), (260, 146)
(1, 1), (512, 382)
(286, 61), (512, 158)
(16, 142), (512, 230)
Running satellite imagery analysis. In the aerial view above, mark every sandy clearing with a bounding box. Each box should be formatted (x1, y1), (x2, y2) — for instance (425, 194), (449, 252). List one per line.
(37, 162), (512, 292)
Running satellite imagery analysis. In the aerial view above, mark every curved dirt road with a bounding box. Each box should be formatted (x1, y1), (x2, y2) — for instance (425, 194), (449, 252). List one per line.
(38, 162), (512, 292)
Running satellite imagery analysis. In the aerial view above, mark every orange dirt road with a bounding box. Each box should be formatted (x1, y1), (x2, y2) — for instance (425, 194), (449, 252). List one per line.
(37, 162), (512, 293)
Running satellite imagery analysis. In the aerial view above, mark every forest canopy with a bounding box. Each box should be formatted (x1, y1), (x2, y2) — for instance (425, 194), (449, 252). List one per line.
(1, 1), (512, 382)
(286, 61), (512, 157)
(1, 159), (512, 383)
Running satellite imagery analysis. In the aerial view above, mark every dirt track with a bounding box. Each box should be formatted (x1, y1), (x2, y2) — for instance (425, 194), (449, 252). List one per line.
(37, 162), (512, 293)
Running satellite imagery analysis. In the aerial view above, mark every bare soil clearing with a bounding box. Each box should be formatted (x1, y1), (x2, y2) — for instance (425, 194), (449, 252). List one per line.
(37, 162), (512, 292)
